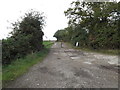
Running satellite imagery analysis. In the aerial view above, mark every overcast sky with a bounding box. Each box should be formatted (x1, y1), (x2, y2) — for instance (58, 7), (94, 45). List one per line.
(0, 0), (74, 40)
(0, 0), (119, 40)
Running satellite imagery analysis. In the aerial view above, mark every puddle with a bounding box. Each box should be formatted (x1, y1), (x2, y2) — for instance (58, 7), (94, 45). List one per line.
(74, 68), (93, 79)
(108, 61), (117, 65)
(67, 53), (73, 56)
(57, 57), (61, 59)
(53, 53), (58, 55)
(65, 49), (75, 52)
(39, 67), (48, 73)
(84, 62), (92, 64)
(108, 59), (118, 65)
(71, 56), (80, 60)
(98, 65), (119, 73)
(61, 53), (68, 56)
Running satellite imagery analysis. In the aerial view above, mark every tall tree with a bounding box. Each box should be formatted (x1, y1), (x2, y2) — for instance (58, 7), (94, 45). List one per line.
(64, 1), (119, 49)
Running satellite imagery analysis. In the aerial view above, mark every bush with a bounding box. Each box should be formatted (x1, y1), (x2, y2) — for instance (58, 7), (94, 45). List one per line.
(2, 10), (45, 65)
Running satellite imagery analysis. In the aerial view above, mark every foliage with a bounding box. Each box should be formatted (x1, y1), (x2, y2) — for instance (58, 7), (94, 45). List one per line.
(2, 10), (45, 65)
(54, 30), (67, 41)
(2, 41), (53, 87)
(54, 1), (120, 50)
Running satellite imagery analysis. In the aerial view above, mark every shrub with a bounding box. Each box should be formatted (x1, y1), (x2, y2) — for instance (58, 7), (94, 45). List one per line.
(2, 10), (45, 65)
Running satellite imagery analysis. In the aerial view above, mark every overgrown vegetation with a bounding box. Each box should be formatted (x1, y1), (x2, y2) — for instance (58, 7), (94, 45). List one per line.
(2, 10), (45, 65)
(2, 10), (50, 87)
(54, 1), (120, 51)
(2, 41), (53, 87)
(66, 42), (119, 55)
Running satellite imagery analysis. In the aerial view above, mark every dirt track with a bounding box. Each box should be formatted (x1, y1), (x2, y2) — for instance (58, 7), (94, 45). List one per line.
(6, 42), (119, 88)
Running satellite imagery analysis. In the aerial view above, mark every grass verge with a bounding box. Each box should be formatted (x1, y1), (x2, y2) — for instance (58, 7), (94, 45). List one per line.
(2, 41), (54, 87)
(66, 42), (119, 55)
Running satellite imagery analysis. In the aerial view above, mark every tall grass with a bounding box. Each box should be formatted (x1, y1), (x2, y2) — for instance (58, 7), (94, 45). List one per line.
(66, 42), (119, 55)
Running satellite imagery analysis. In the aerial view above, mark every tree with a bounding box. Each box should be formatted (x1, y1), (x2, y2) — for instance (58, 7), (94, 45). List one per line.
(2, 10), (45, 65)
(64, 1), (119, 49)
(53, 30), (66, 41)
(11, 10), (45, 51)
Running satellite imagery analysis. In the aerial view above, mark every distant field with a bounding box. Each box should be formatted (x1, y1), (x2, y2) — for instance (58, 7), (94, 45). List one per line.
(43, 41), (54, 48)
(2, 41), (54, 87)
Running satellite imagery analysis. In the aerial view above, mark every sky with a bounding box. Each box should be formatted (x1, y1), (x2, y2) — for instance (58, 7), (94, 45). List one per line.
(0, 0), (73, 40)
(0, 0), (119, 40)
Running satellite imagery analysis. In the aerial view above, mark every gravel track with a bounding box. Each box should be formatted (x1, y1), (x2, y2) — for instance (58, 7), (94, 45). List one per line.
(6, 42), (119, 88)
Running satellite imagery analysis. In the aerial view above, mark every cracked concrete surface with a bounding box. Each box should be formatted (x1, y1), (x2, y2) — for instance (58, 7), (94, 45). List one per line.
(6, 42), (119, 88)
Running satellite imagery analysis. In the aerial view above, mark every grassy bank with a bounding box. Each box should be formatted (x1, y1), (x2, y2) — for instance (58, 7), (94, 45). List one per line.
(78, 47), (119, 55)
(2, 41), (54, 87)
(66, 42), (119, 55)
